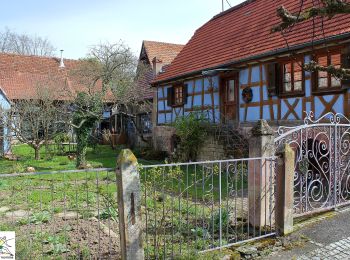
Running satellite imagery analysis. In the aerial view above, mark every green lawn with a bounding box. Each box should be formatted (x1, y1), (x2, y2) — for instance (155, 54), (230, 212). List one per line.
(0, 144), (252, 259)
(0, 144), (160, 174)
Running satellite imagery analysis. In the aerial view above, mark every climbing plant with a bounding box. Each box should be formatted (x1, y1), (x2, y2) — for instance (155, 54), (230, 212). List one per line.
(72, 92), (103, 168)
(69, 42), (138, 168)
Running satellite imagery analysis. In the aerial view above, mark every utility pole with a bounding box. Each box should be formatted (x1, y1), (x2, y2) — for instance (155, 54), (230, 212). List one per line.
(222, 0), (224, 11)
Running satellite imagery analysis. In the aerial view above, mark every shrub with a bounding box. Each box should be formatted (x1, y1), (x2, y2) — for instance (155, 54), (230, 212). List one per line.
(213, 208), (230, 232)
(54, 133), (70, 155)
(173, 113), (209, 161)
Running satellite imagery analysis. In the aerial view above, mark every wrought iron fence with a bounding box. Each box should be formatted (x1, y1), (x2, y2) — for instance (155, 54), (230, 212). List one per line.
(140, 157), (276, 259)
(275, 112), (350, 217)
(1, 156), (277, 259)
(0, 168), (119, 259)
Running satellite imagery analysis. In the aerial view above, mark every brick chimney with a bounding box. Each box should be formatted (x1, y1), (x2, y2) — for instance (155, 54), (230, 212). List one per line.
(152, 57), (163, 75)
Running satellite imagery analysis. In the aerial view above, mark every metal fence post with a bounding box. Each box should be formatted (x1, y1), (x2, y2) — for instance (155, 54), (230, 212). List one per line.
(116, 149), (145, 260)
(275, 143), (294, 235)
(248, 120), (275, 228)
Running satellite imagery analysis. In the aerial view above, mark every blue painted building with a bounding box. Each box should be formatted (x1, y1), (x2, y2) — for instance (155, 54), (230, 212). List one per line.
(153, 2), (350, 124)
(151, 0), (350, 154)
(0, 88), (11, 155)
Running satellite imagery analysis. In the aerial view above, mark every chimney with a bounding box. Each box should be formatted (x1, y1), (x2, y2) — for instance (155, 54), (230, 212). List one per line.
(152, 57), (163, 75)
(59, 50), (65, 68)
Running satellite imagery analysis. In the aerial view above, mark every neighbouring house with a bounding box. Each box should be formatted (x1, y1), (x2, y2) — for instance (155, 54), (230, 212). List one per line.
(110, 40), (184, 148)
(0, 52), (113, 154)
(152, 0), (350, 160)
(0, 88), (11, 155)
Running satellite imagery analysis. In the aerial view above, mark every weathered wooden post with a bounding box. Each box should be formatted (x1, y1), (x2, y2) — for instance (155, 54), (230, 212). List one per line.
(116, 149), (144, 260)
(248, 120), (275, 228)
(275, 143), (294, 235)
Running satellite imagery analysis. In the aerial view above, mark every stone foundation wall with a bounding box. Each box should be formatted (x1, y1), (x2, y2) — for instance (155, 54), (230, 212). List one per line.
(152, 126), (176, 154)
(197, 135), (226, 161)
(153, 125), (266, 160)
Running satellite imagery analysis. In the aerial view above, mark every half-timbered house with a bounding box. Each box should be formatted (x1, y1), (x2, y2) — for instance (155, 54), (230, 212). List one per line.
(151, 0), (350, 158)
(113, 40), (184, 147)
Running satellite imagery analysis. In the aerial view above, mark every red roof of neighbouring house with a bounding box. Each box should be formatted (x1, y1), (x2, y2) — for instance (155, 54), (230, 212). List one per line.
(142, 41), (184, 65)
(0, 53), (77, 100)
(155, 0), (350, 83)
(137, 69), (155, 99)
(138, 41), (184, 98)
(0, 53), (113, 101)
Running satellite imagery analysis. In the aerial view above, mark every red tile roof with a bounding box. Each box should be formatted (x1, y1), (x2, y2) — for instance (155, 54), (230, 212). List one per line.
(155, 0), (350, 83)
(0, 53), (78, 100)
(137, 69), (155, 100)
(0, 53), (114, 101)
(137, 41), (184, 99)
(142, 41), (184, 65)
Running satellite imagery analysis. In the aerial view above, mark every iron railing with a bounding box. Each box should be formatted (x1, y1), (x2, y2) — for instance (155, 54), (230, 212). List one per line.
(0, 168), (118, 259)
(1, 156), (277, 259)
(140, 157), (277, 259)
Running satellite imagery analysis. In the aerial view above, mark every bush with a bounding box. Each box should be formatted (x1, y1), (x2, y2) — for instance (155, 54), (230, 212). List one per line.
(173, 113), (209, 161)
(54, 133), (70, 155)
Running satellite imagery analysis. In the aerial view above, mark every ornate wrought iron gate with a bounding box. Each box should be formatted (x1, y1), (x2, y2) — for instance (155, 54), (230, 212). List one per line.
(275, 112), (350, 217)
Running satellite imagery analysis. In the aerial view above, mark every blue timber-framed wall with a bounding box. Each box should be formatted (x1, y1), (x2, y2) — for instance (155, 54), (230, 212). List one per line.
(157, 76), (221, 124)
(155, 55), (350, 125)
(238, 54), (349, 122)
(0, 88), (11, 155)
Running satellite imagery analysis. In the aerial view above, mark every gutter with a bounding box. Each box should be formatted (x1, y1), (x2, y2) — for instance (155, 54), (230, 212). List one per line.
(153, 32), (350, 86)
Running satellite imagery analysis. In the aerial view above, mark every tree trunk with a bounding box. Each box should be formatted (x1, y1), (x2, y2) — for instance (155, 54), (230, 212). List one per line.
(34, 146), (40, 160)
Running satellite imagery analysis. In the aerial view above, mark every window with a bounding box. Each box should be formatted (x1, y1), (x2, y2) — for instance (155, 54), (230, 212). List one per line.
(314, 51), (341, 91)
(167, 83), (188, 107)
(139, 114), (152, 134)
(281, 60), (304, 95)
(174, 85), (184, 105)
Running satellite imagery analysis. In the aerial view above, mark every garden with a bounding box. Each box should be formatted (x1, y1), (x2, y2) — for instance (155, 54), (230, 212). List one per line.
(0, 145), (272, 259)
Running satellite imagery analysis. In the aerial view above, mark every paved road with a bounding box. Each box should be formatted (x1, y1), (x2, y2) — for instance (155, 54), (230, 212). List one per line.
(298, 237), (350, 259)
(266, 208), (350, 259)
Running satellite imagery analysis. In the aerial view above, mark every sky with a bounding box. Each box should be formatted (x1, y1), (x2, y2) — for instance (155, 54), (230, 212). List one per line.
(1, 0), (245, 59)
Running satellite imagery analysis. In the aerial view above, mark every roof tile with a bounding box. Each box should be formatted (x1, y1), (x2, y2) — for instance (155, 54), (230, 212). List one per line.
(156, 0), (350, 83)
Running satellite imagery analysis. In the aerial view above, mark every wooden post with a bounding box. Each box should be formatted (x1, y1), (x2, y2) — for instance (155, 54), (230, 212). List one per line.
(116, 149), (144, 260)
(248, 120), (275, 228)
(275, 143), (294, 235)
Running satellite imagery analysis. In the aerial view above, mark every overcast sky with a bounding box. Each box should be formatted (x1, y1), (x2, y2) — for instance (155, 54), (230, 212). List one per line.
(1, 0), (245, 59)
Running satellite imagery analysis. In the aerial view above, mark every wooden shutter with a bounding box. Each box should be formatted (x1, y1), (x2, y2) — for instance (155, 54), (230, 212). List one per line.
(167, 87), (174, 106)
(341, 46), (350, 88)
(182, 84), (188, 104)
(267, 63), (280, 96)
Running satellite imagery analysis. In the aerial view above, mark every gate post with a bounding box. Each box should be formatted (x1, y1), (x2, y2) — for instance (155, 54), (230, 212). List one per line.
(116, 149), (144, 260)
(275, 144), (294, 235)
(248, 120), (275, 228)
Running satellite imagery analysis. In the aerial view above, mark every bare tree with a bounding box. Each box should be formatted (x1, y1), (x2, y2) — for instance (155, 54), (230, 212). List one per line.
(0, 80), (68, 160)
(0, 28), (56, 56)
(272, 0), (350, 79)
(68, 41), (149, 168)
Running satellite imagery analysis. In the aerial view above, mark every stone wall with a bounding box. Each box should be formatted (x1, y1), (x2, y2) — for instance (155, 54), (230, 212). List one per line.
(153, 125), (250, 160)
(152, 126), (176, 154)
(197, 135), (226, 161)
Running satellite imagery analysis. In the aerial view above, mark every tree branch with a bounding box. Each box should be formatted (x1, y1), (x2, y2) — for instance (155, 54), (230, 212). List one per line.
(303, 60), (350, 79)
(272, 1), (350, 32)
